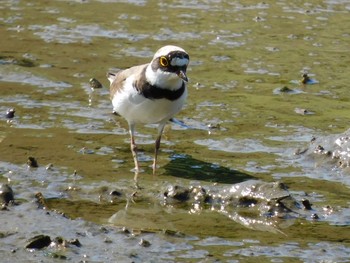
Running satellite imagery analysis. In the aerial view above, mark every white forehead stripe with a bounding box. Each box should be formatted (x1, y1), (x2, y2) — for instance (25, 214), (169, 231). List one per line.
(170, 57), (189, 67)
(154, 45), (187, 58)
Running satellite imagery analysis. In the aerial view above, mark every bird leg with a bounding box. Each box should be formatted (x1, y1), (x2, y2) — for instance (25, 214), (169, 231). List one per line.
(152, 123), (166, 175)
(129, 124), (140, 175)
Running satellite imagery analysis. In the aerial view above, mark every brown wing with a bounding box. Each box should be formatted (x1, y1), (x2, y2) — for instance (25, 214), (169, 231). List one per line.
(107, 64), (148, 100)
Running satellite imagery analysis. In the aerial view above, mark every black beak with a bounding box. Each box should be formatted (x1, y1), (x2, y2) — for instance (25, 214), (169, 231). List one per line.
(177, 70), (188, 82)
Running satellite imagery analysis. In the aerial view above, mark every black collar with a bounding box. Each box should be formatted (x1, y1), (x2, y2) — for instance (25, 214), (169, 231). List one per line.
(134, 68), (186, 101)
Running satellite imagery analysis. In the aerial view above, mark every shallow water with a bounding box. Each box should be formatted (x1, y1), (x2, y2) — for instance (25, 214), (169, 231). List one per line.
(1, 0), (350, 262)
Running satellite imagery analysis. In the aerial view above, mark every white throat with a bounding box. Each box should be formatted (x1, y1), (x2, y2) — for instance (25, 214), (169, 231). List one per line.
(145, 65), (183, 91)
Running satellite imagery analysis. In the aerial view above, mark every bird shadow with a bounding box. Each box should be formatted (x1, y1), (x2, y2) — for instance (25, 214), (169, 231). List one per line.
(163, 153), (254, 184)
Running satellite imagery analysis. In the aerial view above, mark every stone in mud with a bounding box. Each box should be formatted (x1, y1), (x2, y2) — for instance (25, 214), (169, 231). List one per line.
(110, 190), (123, 197)
(279, 86), (293, 93)
(207, 123), (221, 130)
(53, 236), (64, 245)
(139, 238), (151, 247)
(35, 192), (48, 209)
(164, 185), (209, 203)
(302, 199), (313, 210)
(25, 235), (51, 249)
(67, 238), (82, 247)
(89, 78), (103, 89)
(164, 185), (190, 201)
(6, 108), (15, 119)
(27, 157), (39, 168)
(311, 213), (319, 220)
(0, 184), (14, 205)
(295, 108), (309, 115)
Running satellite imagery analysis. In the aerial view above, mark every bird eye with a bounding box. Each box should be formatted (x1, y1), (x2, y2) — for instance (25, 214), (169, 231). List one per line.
(159, 56), (169, 67)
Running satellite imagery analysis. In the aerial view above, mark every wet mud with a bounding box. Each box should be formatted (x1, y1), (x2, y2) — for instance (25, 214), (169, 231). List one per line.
(1, 0), (350, 262)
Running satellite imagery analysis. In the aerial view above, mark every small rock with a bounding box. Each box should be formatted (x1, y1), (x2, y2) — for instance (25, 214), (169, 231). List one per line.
(35, 192), (47, 209)
(302, 199), (313, 210)
(89, 78), (103, 89)
(311, 213), (319, 220)
(121, 227), (130, 234)
(295, 108), (310, 115)
(294, 148), (308, 155)
(0, 184), (14, 205)
(6, 108), (15, 119)
(164, 185), (190, 202)
(45, 163), (54, 170)
(53, 236), (65, 246)
(139, 238), (151, 247)
(301, 73), (311, 84)
(25, 235), (51, 249)
(279, 86), (293, 93)
(27, 157), (38, 168)
(67, 238), (82, 247)
(207, 123), (220, 130)
(110, 190), (122, 197)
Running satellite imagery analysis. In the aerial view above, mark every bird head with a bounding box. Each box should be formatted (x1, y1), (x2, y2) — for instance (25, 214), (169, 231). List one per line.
(147, 45), (189, 89)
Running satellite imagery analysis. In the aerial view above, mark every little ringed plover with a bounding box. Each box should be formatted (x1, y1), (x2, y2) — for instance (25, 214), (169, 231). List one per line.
(107, 45), (190, 177)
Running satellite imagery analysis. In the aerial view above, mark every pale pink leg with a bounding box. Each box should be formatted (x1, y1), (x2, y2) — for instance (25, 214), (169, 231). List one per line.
(129, 124), (140, 174)
(152, 123), (166, 175)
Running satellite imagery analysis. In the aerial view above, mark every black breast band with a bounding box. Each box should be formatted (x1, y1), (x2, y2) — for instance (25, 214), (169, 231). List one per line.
(134, 68), (185, 101)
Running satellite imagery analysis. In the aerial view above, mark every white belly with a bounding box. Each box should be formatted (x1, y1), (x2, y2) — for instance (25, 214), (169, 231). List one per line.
(112, 84), (187, 125)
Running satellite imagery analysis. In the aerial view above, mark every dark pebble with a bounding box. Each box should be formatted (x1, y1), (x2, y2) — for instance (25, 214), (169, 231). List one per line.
(6, 108), (15, 119)
(53, 236), (64, 245)
(25, 235), (51, 249)
(294, 148), (308, 155)
(311, 213), (319, 220)
(279, 86), (293, 93)
(89, 78), (103, 89)
(27, 157), (39, 168)
(164, 185), (190, 202)
(139, 238), (151, 247)
(67, 238), (82, 247)
(110, 190), (123, 197)
(0, 184), (14, 205)
(35, 192), (47, 209)
(302, 199), (313, 210)
(121, 227), (130, 234)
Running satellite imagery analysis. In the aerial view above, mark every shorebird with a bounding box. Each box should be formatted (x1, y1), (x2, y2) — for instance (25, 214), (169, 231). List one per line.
(107, 45), (189, 177)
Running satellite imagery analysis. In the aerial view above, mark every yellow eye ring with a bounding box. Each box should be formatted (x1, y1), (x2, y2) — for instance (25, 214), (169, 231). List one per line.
(159, 56), (169, 67)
